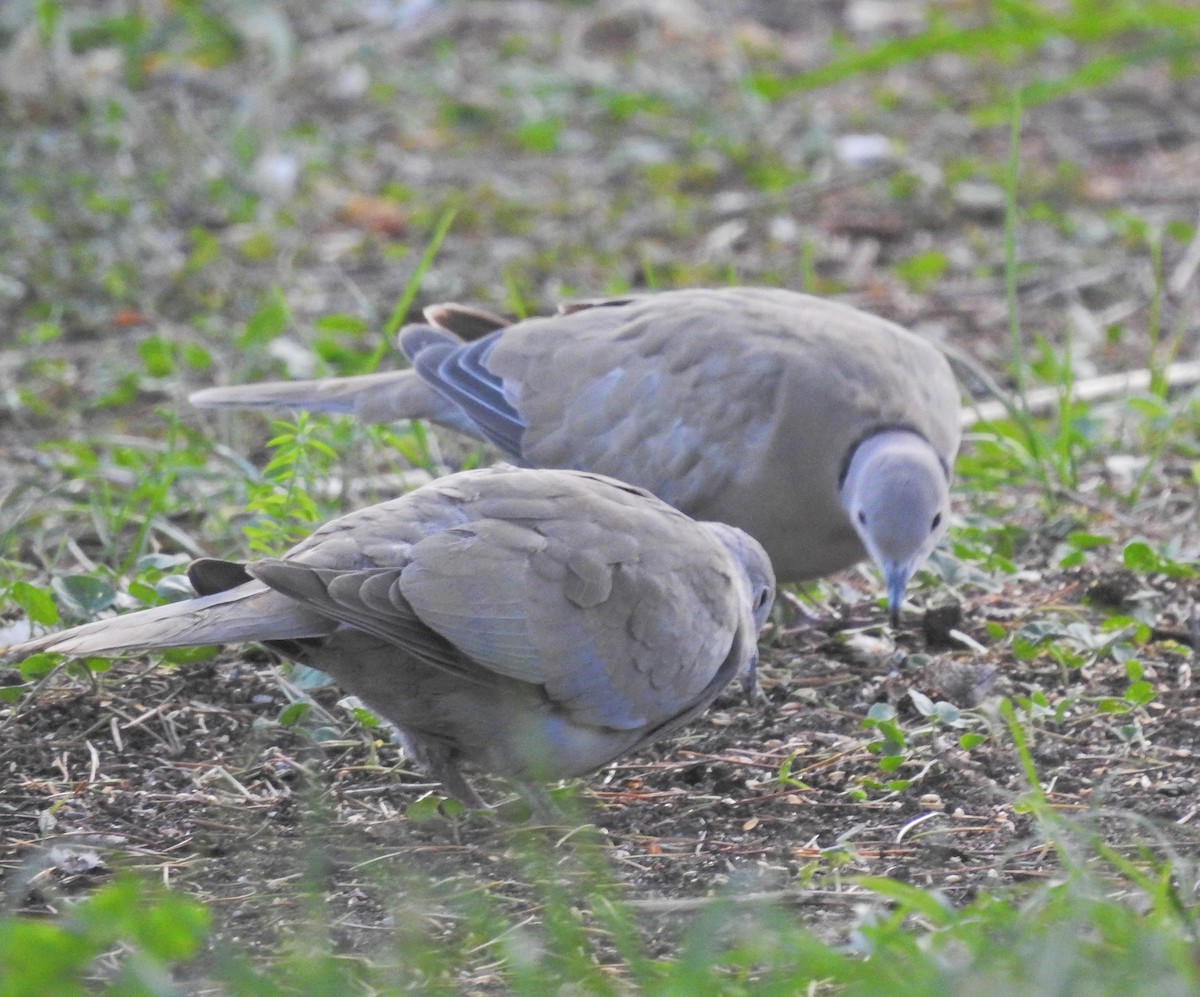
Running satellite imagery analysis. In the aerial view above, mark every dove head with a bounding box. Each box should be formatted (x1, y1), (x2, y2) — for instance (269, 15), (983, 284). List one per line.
(703, 522), (777, 632)
(703, 522), (776, 702)
(840, 429), (951, 627)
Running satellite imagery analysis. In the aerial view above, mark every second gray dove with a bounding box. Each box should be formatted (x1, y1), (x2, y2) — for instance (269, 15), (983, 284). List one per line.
(4, 467), (775, 812)
(192, 287), (961, 619)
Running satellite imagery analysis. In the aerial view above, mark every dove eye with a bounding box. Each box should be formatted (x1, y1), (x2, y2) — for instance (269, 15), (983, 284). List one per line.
(754, 588), (772, 612)
(931, 512), (942, 531)
(857, 510), (867, 526)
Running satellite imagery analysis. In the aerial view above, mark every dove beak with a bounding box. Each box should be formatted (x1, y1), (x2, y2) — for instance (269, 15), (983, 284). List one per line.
(740, 650), (760, 704)
(884, 562), (912, 629)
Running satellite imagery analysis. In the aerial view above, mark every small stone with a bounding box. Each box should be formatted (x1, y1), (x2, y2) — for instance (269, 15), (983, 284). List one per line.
(768, 215), (800, 244)
(952, 180), (1006, 219)
(923, 600), (963, 648)
(1085, 569), (1140, 608)
(834, 133), (893, 166)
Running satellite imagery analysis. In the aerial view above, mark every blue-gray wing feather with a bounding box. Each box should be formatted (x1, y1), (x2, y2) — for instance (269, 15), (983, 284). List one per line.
(410, 331), (527, 456)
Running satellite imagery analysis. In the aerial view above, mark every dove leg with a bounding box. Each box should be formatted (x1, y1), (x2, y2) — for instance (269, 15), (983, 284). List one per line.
(521, 782), (562, 824)
(422, 753), (491, 811)
(393, 728), (491, 810)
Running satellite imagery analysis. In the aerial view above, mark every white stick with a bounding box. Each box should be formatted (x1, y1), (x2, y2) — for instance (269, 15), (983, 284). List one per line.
(962, 359), (1200, 427)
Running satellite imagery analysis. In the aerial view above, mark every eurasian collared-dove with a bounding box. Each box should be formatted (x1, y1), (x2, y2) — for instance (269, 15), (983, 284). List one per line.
(192, 287), (961, 620)
(4, 467), (775, 812)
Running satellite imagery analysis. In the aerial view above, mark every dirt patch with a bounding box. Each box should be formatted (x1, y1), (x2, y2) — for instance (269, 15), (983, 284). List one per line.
(3, 552), (1197, 974)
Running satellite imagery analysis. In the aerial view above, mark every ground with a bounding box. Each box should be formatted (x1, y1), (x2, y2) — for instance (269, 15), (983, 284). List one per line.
(0, 0), (1198, 989)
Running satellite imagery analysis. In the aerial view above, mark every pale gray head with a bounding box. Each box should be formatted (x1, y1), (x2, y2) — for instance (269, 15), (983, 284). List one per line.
(839, 429), (951, 626)
(703, 521), (776, 700)
(703, 522), (777, 632)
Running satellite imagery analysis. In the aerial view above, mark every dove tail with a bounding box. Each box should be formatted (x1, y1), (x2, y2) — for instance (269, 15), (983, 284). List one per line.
(3, 585), (329, 661)
(189, 364), (485, 435)
(190, 368), (450, 425)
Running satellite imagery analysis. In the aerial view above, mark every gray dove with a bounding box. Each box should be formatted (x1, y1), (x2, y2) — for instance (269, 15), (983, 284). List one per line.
(192, 287), (961, 621)
(4, 467), (775, 812)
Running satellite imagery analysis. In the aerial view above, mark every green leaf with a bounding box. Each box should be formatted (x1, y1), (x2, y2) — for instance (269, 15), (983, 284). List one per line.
(1127, 395), (1169, 420)
(513, 116), (562, 153)
(186, 226), (220, 272)
(877, 721), (906, 749)
(1012, 638), (1039, 661)
(865, 702), (897, 724)
(35, 0), (63, 43)
(439, 797), (467, 818)
(239, 230), (275, 261)
(1123, 540), (1159, 572)
(933, 702), (962, 725)
(892, 249), (948, 292)
(278, 701), (310, 726)
(313, 314), (369, 336)
(74, 876), (211, 964)
(136, 553), (192, 572)
(74, 656), (112, 675)
(959, 732), (986, 750)
(52, 575), (116, 617)
(858, 876), (955, 925)
(95, 371), (140, 408)
(908, 689), (936, 716)
(240, 289), (289, 347)
(137, 900), (210, 963)
(137, 336), (176, 377)
(406, 795), (448, 823)
(0, 917), (95, 995)
(1067, 531), (1111, 550)
(347, 706), (381, 728)
(287, 665), (333, 690)
(18, 652), (61, 681)
(126, 580), (158, 604)
(156, 574), (198, 603)
(161, 646), (219, 665)
(1124, 680), (1156, 707)
(182, 342), (212, 370)
(11, 581), (59, 626)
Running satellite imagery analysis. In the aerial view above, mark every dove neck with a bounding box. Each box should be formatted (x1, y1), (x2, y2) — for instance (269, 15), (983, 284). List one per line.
(841, 429), (937, 492)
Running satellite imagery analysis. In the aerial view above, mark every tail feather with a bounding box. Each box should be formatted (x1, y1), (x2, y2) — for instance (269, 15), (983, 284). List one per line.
(398, 324), (459, 363)
(190, 368), (481, 435)
(3, 583), (333, 661)
(191, 369), (422, 421)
